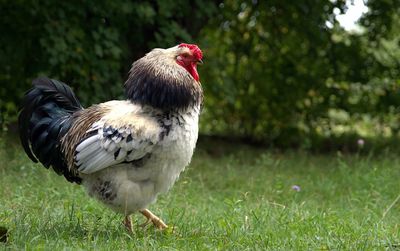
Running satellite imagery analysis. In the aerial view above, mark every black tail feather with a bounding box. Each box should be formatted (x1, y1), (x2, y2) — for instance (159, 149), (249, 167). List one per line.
(18, 77), (83, 183)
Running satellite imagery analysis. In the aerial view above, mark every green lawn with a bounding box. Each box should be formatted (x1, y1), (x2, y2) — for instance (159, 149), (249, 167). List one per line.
(1, 137), (400, 250)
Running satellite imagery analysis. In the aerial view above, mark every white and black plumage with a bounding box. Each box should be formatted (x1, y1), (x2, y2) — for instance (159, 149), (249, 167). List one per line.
(18, 43), (203, 230)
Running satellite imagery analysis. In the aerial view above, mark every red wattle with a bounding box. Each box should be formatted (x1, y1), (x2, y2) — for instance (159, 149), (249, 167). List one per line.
(177, 61), (199, 82)
(188, 63), (199, 82)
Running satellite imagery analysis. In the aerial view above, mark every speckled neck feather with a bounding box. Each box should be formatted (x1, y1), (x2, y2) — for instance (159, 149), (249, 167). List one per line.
(124, 50), (203, 111)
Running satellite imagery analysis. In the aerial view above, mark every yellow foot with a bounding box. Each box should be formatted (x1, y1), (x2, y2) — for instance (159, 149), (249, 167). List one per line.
(139, 209), (168, 230)
(123, 215), (133, 233)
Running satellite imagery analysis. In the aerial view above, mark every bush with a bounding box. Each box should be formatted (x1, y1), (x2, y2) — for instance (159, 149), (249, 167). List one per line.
(0, 0), (219, 126)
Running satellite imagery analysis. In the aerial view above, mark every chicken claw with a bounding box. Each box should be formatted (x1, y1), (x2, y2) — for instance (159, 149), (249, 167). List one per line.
(123, 215), (133, 233)
(139, 209), (168, 230)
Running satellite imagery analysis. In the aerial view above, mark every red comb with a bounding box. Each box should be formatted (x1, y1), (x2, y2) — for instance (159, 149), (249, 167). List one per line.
(178, 43), (203, 60)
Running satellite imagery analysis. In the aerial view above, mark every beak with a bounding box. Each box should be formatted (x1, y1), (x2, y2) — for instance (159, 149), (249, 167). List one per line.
(197, 59), (203, 65)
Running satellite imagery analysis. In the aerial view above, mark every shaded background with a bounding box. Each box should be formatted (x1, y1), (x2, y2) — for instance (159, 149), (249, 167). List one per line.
(1, 0), (399, 151)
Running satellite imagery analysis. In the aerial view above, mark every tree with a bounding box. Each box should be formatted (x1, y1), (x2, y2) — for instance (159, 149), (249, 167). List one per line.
(199, 0), (400, 147)
(0, 0), (219, 127)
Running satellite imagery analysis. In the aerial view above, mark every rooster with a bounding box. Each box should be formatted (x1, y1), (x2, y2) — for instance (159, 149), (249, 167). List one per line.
(18, 43), (203, 231)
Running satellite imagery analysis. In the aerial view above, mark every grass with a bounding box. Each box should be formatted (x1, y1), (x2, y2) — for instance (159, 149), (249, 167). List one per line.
(1, 136), (400, 250)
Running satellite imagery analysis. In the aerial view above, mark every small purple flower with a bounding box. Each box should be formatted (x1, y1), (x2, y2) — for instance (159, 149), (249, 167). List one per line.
(357, 139), (365, 147)
(291, 185), (301, 192)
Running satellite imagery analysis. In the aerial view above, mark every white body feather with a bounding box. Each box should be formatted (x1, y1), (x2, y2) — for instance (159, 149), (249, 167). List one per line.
(77, 100), (200, 215)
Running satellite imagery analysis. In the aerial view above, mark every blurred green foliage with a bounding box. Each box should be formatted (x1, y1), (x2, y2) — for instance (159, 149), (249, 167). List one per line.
(200, 0), (400, 148)
(1, 0), (399, 149)
(0, 0), (218, 126)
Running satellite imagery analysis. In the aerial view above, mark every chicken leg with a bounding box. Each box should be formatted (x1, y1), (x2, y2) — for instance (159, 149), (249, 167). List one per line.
(123, 215), (133, 233)
(139, 209), (168, 230)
